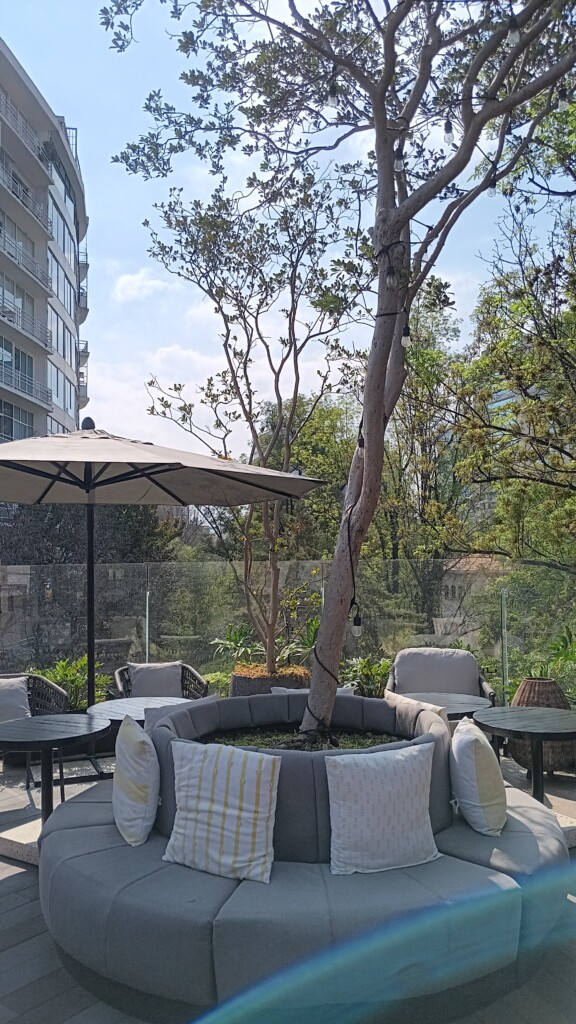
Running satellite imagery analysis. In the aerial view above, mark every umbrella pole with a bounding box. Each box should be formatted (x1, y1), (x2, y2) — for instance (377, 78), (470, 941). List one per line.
(86, 504), (95, 708)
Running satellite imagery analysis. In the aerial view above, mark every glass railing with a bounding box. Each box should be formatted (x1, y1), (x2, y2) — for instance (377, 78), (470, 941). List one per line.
(0, 90), (50, 170)
(0, 162), (51, 232)
(0, 231), (51, 289)
(0, 361), (52, 405)
(0, 295), (52, 348)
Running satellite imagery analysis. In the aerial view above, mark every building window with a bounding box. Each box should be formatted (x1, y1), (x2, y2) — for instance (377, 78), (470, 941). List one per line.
(0, 400), (33, 440)
(450, 585), (456, 600)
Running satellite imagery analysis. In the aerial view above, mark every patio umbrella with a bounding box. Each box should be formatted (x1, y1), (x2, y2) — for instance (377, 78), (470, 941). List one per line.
(0, 419), (323, 705)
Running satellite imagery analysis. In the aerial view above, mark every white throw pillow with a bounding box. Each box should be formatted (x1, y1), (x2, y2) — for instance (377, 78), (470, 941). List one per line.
(0, 677), (31, 722)
(325, 742), (440, 874)
(128, 661), (183, 698)
(450, 718), (507, 836)
(143, 693), (219, 735)
(112, 716), (160, 846)
(163, 741), (281, 883)
(384, 689), (449, 729)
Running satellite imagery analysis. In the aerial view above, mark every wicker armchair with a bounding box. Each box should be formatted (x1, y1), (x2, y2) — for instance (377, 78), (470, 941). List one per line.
(0, 673), (69, 799)
(111, 663), (209, 700)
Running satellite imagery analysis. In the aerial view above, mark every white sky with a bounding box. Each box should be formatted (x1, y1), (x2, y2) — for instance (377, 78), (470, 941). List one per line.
(0, 2), (501, 454)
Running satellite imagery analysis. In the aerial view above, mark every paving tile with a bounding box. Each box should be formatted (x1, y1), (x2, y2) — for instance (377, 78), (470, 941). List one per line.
(2, 967), (79, 1013)
(6, 984), (96, 1024)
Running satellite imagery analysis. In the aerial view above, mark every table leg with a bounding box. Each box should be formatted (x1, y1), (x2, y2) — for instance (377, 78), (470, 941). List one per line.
(530, 737), (544, 803)
(40, 749), (54, 823)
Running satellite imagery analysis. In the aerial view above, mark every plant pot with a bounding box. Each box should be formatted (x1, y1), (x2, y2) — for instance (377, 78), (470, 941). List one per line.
(508, 677), (575, 773)
(229, 667), (310, 698)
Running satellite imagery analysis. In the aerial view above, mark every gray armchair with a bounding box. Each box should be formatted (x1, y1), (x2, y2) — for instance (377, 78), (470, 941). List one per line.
(110, 662), (209, 700)
(0, 673), (68, 799)
(387, 647), (495, 704)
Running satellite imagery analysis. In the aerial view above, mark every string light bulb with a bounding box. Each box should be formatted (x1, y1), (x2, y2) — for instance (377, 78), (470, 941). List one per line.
(507, 14), (520, 45)
(401, 322), (412, 348)
(326, 80), (338, 108)
(351, 611), (363, 638)
(393, 146), (404, 172)
(443, 118), (454, 144)
(487, 175), (497, 197)
(385, 264), (398, 290)
(558, 86), (569, 112)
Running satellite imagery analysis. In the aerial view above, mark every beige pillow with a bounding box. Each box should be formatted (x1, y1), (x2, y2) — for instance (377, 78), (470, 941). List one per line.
(384, 689), (449, 729)
(112, 716), (160, 846)
(450, 718), (507, 836)
(0, 676), (31, 722)
(128, 661), (182, 698)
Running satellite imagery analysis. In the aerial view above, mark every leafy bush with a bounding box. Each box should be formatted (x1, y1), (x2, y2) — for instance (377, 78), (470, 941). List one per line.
(33, 656), (111, 710)
(211, 616), (320, 668)
(204, 671), (231, 699)
(340, 656), (391, 698)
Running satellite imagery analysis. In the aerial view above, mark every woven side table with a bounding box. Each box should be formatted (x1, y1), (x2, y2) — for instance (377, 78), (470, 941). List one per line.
(508, 677), (575, 773)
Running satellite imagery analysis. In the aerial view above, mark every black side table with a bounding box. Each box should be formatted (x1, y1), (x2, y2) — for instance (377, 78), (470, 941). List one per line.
(403, 692), (492, 721)
(474, 705), (576, 803)
(0, 714), (111, 822)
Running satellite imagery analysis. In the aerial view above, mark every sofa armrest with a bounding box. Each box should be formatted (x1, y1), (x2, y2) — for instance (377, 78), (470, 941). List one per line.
(480, 675), (496, 705)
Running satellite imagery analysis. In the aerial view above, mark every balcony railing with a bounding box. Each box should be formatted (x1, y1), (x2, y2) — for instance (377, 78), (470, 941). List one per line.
(0, 296), (52, 349)
(0, 162), (51, 233)
(0, 231), (51, 289)
(78, 286), (88, 308)
(0, 90), (50, 169)
(0, 362), (52, 406)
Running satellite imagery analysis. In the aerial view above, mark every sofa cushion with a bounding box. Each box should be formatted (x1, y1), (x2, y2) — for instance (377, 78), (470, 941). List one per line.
(384, 688), (449, 729)
(450, 718), (507, 836)
(392, 647), (480, 696)
(0, 676), (31, 722)
(435, 783), (570, 949)
(212, 857), (522, 1004)
(144, 693), (219, 735)
(163, 741), (281, 882)
(39, 824), (239, 1005)
(128, 661), (182, 698)
(325, 743), (440, 873)
(113, 716), (160, 847)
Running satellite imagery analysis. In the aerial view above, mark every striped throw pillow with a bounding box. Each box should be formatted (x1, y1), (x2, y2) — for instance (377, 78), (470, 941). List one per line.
(163, 741), (281, 883)
(112, 715), (160, 846)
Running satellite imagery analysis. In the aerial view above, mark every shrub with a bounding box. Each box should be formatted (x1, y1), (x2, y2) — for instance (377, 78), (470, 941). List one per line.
(33, 656), (111, 710)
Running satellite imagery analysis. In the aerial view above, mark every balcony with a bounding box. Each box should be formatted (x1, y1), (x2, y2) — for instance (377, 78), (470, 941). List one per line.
(0, 162), (51, 233)
(0, 296), (52, 350)
(0, 231), (51, 290)
(79, 339), (89, 365)
(0, 361), (52, 407)
(78, 249), (88, 281)
(77, 285), (88, 324)
(0, 90), (51, 177)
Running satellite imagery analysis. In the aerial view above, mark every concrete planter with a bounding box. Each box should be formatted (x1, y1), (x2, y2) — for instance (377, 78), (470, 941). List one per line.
(229, 669), (310, 698)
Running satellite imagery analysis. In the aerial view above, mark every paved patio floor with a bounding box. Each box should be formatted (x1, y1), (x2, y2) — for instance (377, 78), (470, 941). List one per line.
(0, 754), (575, 1023)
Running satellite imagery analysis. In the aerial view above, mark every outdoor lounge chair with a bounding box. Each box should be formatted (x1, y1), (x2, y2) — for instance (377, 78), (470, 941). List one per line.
(387, 647), (496, 704)
(0, 672), (68, 800)
(110, 662), (209, 700)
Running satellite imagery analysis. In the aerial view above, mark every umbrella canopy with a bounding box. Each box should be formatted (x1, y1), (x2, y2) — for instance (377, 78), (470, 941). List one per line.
(0, 426), (324, 705)
(0, 427), (322, 506)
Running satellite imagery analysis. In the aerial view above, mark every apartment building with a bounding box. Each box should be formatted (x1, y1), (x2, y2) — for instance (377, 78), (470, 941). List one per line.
(0, 37), (89, 444)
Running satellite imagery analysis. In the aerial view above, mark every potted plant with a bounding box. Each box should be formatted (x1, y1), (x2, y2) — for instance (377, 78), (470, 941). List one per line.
(211, 619), (319, 697)
(340, 655), (391, 699)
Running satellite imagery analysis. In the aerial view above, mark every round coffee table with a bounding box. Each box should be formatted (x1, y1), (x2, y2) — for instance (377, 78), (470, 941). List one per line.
(0, 714), (111, 822)
(87, 696), (192, 724)
(403, 692), (492, 721)
(474, 705), (576, 803)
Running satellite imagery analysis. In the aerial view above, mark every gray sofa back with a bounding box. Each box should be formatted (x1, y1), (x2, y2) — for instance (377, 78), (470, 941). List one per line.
(151, 693), (452, 862)
(389, 647), (481, 696)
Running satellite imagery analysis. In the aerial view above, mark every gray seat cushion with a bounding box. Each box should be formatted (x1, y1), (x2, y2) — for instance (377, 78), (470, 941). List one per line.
(392, 647), (481, 696)
(39, 824), (239, 1005)
(435, 784), (570, 948)
(213, 857), (522, 1004)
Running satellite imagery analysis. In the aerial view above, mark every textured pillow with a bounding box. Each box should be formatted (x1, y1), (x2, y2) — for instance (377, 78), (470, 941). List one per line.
(450, 718), (507, 836)
(270, 685), (356, 695)
(163, 741), (281, 883)
(0, 677), (31, 723)
(128, 661), (183, 698)
(325, 742), (440, 874)
(112, 715), (160, 846)
(384, 689), (449, 729)
(143, 693), (219, 735)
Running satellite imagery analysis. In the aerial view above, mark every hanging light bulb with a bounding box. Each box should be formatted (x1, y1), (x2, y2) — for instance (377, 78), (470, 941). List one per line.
(507, 14), (520, 45)
(385, 264), (398, 290)
(393, 146), (404, 172)
(558, 86), (569, 112)
(487, 175), (497, 197)
(443, 118), (454, 144)
(326, 80), (338, 108)
(401, 322), (412, 348)
(351, 611), (363, 638)
(357, 433), (365, 459)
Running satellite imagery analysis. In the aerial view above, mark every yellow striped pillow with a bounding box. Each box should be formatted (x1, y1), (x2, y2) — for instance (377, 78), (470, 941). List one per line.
(163, 741), (281, 883)
(112, 715), (160, 846)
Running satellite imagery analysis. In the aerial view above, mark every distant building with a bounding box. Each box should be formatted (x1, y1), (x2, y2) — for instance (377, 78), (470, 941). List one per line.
(0, 37), (89, 444)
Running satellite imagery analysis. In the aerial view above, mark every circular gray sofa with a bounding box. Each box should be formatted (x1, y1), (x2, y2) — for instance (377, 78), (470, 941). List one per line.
(38, 693), (571, 1020)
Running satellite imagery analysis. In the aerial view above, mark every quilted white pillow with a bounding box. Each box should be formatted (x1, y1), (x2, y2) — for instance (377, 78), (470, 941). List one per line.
(163, 741), (281, 883)
(112, 716), (160, 846)
(450, 718), (507, 836)
(325, 742), (440, 874)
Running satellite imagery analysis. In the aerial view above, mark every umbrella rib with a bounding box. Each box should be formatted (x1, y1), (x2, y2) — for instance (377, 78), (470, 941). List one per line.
(0, 460), (84, 490)
(126, 464), (187, 504)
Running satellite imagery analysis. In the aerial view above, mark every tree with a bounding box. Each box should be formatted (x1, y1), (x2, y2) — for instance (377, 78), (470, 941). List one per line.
(101, 0), (576, 738)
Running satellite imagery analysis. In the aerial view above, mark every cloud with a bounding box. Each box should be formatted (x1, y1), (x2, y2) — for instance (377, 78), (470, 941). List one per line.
(112, 268), (179, 303)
